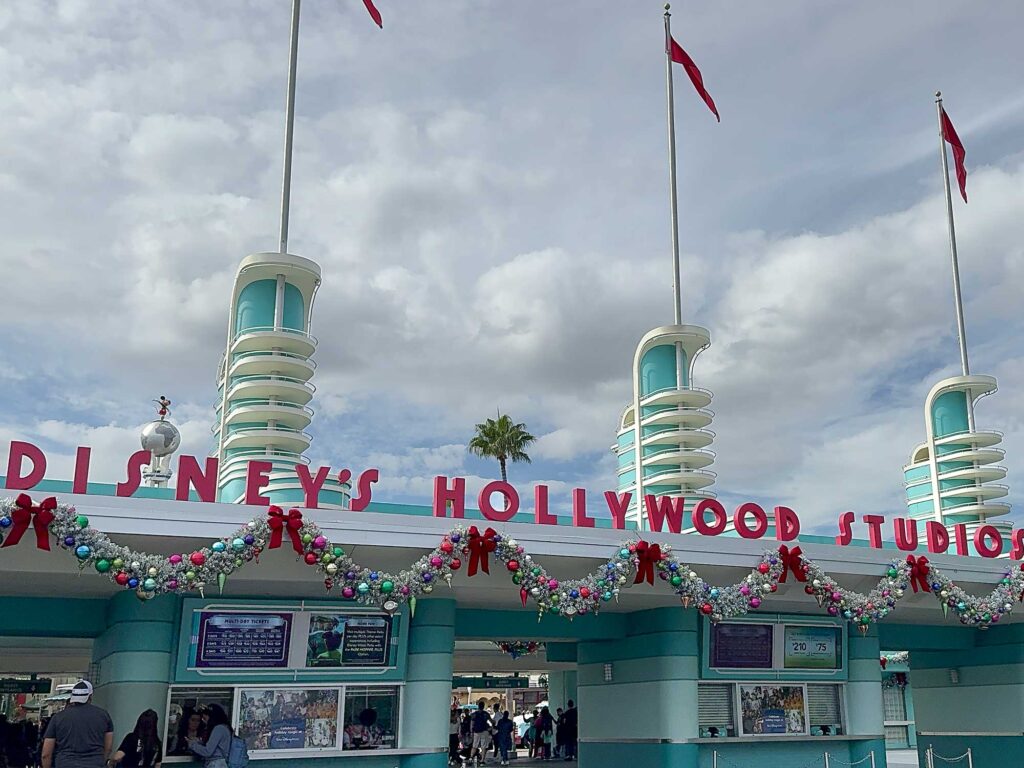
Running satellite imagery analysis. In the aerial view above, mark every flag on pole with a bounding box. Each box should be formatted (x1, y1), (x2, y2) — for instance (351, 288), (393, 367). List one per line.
(363, 0), (383, 28)
(940, 107), (967, 202)
(667, 36), (719, 122)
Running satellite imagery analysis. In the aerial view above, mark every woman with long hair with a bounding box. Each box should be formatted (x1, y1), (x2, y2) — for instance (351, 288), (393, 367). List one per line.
(188, 706), (231, 768)
(109, 709), (161, 768)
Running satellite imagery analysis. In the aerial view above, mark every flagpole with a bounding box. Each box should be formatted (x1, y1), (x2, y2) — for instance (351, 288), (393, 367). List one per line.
(279, 0), (301, 254)
(935, 90), (974, 429)
(664, 4), (683, 328)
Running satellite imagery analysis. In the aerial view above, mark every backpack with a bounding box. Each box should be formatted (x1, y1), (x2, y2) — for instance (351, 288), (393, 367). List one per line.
(227, 736), (249, 768)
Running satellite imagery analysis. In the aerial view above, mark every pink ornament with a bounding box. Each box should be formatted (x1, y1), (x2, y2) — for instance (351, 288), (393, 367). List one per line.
(749, 597), (762, 608)
(190, 552), (206, 567)
(169, 554), (183, 565)
(548, 579), (559, 590)
(167, 579), (179, 590)
(739, 585), (751, 596)
(313, 536), (327, 550)
(400, 585), (410, 595)
(342, 586), (355, 598)
(831, 591), (842, 602)
(430, 556), (443, 568)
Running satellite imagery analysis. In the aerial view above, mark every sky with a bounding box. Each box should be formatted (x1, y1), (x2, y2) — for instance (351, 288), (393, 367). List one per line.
(1, 1), (1023, 534)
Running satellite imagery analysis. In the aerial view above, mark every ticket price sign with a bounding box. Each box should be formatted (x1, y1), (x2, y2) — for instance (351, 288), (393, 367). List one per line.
(195, 612), (293, 669)
(784, 626), (839, 670)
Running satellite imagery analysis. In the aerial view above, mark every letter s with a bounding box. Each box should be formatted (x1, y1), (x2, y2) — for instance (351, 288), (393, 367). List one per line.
(350, 469), (379, 512)
(835, 511), (854, 546)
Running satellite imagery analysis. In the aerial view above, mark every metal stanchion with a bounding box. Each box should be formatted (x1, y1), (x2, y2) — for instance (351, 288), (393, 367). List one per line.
(966, 747), (973, 768)
(823, 752), (830, 768)
(869, 750), (876, 768)
(713, 750), (718, 768)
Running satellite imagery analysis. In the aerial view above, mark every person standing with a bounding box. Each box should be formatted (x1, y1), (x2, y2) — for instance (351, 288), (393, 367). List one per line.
(494, 712), (514, 767)
(187, 706), (231, 768)
(109, 710), (161, 768)
(468, 701), (492, 765)
(447, 711), (460, 766)
(40, 681), (113, 768)
(554, 708), (564, 759)
(561, 700), (578, 761)
(490, 705), (501, 760)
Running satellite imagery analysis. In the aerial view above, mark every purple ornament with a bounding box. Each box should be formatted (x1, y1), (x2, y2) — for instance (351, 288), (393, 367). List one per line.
(244, 534), (255, 545)
(423, 573), (433, 582)
(400, 585), (410, 595)
(64, 536), (76, 547)
(167, 579), (179, 590)
(827, 606), (839, 616)
(451, 534), (461, 543)
(346, 571), (356, 580)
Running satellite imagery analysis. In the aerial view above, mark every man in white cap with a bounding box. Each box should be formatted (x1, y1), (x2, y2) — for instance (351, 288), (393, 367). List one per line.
(41, 681), (113, 768)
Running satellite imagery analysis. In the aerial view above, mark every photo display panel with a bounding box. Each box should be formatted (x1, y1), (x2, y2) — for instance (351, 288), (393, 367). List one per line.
(306, 614), (394, 668)
(710, 622), (774, 669)
(784, 625), (841, 670)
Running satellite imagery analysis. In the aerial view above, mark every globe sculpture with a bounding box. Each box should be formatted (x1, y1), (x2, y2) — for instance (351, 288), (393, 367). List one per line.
(140, 420), (181, 457)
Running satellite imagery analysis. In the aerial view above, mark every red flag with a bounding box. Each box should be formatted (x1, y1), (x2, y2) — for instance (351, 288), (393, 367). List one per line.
(362, 0), (383, 28)
(940, 107), (967, 203)
(668, 36), (719, 122)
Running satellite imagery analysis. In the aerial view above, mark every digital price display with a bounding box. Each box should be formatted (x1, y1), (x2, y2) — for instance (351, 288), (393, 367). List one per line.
(784, 626), (840, 669)
(711, 623), (774, 669)
(195, 612), (293, 669)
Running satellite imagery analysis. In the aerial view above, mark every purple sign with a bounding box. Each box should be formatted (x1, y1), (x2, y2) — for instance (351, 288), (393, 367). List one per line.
(711, 623), (773, 669)
(195, 612), (292, 669)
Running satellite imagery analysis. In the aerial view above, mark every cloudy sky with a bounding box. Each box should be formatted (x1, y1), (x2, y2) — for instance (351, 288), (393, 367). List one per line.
(2, 1), (1022, 533)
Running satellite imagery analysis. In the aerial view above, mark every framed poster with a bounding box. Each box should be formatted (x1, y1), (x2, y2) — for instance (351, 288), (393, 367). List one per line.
(306, 614), (393, 668)
(236, 687), (340, 751)
(710, 623), (774, 669)
(194, 612), (292, 669)
(784, 626), (841, 670)
(738, 684), (807, 736)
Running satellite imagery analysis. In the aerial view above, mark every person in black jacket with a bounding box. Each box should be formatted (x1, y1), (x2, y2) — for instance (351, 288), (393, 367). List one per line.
(561, 701), (578, 761)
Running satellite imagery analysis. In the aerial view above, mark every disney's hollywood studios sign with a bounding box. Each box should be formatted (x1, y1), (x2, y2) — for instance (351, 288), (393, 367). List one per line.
(4, 440), (1022, 560)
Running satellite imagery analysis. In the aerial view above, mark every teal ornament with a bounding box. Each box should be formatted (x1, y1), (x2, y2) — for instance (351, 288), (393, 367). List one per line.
(142, 578), (157, 592)
(602, 591), (613, 601)
(212, 541), (227, 553)
(75, 545), (91, 560)
(357, 582), (370, 594)
(231, 538), (246, 552)
(619, 548), (630, 559)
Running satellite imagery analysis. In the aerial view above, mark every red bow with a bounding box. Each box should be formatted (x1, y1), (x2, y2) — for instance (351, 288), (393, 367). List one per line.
(267, 506), (304, 554)
(633, 540), (662, 585)
(777, 545), (807, 583)
(466, 526), (497, 576)
(2, 494), (56, 551)
(907, 555), (931, 593)
(879, 657), (888, 670)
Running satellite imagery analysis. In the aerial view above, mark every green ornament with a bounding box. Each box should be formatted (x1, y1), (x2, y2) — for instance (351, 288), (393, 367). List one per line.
(94, 559), (111, 573)
(235, 558), (243, 567)
(333, 546), (344, 557)
(381, 580), (394, 594)
(409, 596), (417, 617)
(512, 573), (522, 585)
(75, 515), (89, 529)
(218, 573), (227, 595)
(112, 558), (124, 569)
(670, 575), (683, 587)
(185, 570), (196, 581)
(532, 567), (542, 576)
(550, 594), (559, 604)
(321, 553), (333, 563)
(302, 533), (314, 544)
(887, 567), (898, 578)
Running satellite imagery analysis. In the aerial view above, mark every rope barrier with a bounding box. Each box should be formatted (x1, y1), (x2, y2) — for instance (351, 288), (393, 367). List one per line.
(825, 752), (875, 766)
(927, 745), (973, 768)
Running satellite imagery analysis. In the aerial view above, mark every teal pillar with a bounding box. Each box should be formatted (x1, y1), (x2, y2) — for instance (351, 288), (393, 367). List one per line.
(847, 629), (888, 768)
(548, 670), (578, 712)
(576, 608), (699, 767)
(91, 592), (179, 740)
(910, 624), (1024, 768)
(401, 598), (455, 768)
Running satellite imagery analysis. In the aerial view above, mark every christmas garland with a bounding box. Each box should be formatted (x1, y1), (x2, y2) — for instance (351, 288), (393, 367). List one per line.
(2, 495), (1022, 630)
(493, 640), (544, 660)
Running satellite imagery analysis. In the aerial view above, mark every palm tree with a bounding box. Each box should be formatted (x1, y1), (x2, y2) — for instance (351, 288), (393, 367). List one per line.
(468, 412), (536, 483)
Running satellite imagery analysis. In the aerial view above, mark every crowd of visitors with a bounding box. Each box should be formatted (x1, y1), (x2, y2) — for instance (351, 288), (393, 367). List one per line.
(447, 699), (578, 766)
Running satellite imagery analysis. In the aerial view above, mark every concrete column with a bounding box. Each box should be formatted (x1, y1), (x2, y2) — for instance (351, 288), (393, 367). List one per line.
(910, 623), (1024, 768)
(401, 598), (455, 768)
(576, 608), (699, 767)
(547, 670), (578, 712)
(91, 592), (179, 740)
(847, 628), (888, 767)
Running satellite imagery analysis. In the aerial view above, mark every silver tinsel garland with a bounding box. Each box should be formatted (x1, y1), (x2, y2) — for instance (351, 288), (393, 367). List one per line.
(1, 495), (1021, 629)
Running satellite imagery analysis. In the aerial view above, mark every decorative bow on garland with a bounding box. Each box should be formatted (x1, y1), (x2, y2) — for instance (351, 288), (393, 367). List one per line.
(466, 526), (497, 576)
(633, 540), (662, 585)
(267, 506), (304, 554)
(777, 544), (807, 583)
(1, 494), (56, 551)
(907, 555), (931, 593)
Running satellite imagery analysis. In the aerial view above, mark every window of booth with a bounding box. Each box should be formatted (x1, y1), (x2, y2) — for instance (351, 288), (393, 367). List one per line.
(697, 682), (845, 738)
(342, 687), (400, 750)
(164, 687), (234, 759)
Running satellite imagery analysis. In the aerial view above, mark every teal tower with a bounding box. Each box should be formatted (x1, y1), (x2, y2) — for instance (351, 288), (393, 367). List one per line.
(212, 252), (349, 507)
(614, 325), (716, 528)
